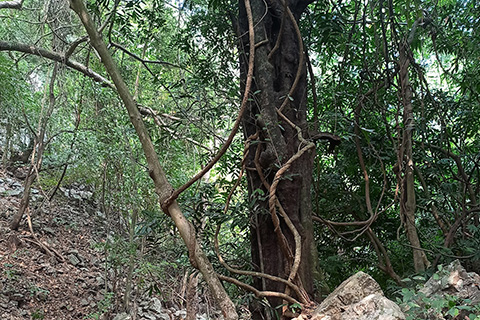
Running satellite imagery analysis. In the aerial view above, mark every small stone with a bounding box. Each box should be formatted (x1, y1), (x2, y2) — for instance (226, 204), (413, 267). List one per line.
(149, 297), (163, 314)
(68, 254), (81, 266)
(11, 181), (22, 188)
(43, 227), (55, 235)
(113, 313), (131, 320)
(10, 293), (25, 301)
(6, 189), (22, 197)
(175, 310), (187, 318)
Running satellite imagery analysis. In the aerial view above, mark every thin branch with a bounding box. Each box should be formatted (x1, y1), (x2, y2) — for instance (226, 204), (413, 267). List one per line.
(0, 41), (114, 88)
(138, 106), (211, 152)
(111, 42), (189, 71)
(217, 274), (301, 305)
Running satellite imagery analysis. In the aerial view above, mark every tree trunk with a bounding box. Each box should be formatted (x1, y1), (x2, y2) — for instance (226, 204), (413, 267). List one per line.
(69, 1), (238, 318)
(10, 63), (58, 230)
(397, 41), (429, 273)
(238, 0), (316, 314)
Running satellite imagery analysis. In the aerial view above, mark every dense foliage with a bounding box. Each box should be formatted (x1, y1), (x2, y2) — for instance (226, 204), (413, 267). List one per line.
(0, 0), (479, 317)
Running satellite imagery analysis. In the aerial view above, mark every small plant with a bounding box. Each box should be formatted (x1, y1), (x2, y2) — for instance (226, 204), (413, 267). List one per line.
(85, 291), (114, 320)
(29, 285), (50, 300)
(31, 309), (45, 319)
(3, 263), (18, 280)
(398, 287), (480, 320)
(289, 302), (302, 314)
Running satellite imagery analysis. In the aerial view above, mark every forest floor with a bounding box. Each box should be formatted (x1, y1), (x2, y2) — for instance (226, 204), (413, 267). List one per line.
(0, 167), (114, 320)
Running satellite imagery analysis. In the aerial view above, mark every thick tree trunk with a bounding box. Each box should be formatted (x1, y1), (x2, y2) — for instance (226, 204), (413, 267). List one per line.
(238, 0), (316, 314)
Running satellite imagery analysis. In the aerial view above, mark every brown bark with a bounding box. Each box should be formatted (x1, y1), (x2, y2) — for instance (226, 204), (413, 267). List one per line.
(238, 0), (316, 314)
(185, 273), (199, 320)
(69, 1), (238, 318)
(397, 41), (429, 273)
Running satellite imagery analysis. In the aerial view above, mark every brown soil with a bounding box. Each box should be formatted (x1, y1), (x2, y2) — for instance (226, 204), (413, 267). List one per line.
(0, 169), (107, 320)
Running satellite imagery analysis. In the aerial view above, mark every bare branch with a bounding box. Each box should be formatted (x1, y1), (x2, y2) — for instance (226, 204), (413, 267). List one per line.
(110, 42), (188, 71)
(0, 0), (24, 9)
(0, 40), (114, 89)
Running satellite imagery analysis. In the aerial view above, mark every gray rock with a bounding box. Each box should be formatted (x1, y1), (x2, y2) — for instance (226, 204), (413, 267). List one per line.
(402, 260), (480, 320)
(68, 254), (81, 266)
(113, 313), (131, 320)
(175, 310), (187, 318)
(5, 189), (22, 197)
(149, 297), (163, 314)
(11, 181), (22, 188)
(312, 272), (405, 320)
(420, 260), (480, 300)
(341, 294), (405, 320)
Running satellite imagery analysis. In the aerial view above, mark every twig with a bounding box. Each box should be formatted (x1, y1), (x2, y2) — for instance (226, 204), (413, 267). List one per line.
(24, 208), (65, 262)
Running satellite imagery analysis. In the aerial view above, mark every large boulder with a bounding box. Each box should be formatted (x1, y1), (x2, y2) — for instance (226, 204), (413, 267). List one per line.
(312, 271), (405, 320)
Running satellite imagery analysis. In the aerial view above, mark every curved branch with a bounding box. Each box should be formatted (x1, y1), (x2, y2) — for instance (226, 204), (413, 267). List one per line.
(69, 1), (238, 318)
(214, 224), (307, 303)
(217, 274), (301, 305)
(162, 0), (257, 210)
(0, 40), (114, 89)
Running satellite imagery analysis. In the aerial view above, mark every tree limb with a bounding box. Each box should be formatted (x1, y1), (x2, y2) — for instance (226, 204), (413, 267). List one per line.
(0, 40), (114, 89)
(0, 0), (24, 9)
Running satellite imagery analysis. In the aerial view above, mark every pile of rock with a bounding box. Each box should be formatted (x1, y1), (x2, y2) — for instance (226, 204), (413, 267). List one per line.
(113, 297), (225, 320)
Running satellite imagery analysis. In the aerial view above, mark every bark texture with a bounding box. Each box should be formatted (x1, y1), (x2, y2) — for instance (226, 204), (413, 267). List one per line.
(238, 0), (317, 313)
(397, 41), (429, 273)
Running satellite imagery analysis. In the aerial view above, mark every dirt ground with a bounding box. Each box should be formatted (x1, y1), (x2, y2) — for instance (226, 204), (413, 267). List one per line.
(0, 169), (107, 320)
